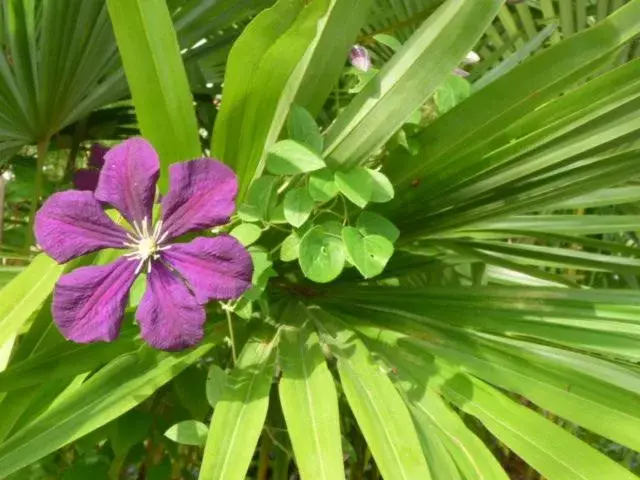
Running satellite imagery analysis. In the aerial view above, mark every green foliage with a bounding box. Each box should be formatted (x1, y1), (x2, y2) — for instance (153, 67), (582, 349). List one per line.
(266, 140), (326, 175)
(4, 1), (640, 479)
(165, 420), (209, 446)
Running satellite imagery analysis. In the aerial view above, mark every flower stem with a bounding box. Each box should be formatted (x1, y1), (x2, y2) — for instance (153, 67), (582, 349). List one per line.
(27, 138), (50, 249)
(225, 306), (237, 365)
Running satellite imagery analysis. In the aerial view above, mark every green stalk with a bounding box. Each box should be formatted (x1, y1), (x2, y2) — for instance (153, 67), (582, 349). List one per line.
(27, 138), (50, 249)
(0, 174), (4, 245)
(256, 432), (272, 480)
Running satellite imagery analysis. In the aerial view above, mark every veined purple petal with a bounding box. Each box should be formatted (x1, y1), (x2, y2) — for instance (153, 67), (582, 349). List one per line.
(89, 143), (109, 169)
(136, 261), (205, 351)
(161, 158), (237, 240)
(350, 45), (371, 72)
(35, 191), (130, 263)
(73, 169), (100, 192)
(53, 258), (138, 343)
(163, 235), (252, 303)
(95, 137), (159, 225)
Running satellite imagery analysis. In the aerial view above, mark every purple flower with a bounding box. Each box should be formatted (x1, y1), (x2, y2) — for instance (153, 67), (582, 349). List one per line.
(35, 138), (253, 351)
(73, 144), (109, 191)
(350, 45), (372, 72)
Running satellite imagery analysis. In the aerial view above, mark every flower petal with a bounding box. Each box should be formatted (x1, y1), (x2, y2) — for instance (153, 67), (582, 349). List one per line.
(163, 235), (253, 303)
(136, 261), (205, 351)
(95, 137), (159, 225)
(161, 158), (237, 240)
(350, 45), (371, 72)
(89, 143), (109, 169)
(73, 169), (100, 191)
(53, 257), (138, 343)
(35, 191), (130, 263)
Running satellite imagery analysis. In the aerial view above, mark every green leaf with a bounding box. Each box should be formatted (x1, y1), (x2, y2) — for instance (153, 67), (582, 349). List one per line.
(279, 325), (344, 480)
(439, 372), (637, 480)
(374, 33), (403, 52)
(200, 335), (276, 480)
(0, 255), (64, 347)
(321, 319), (431, 480)
(0, 334), (137, 392)
(356, 211), (400, 243)
(237, 176), (279, 222)
(287, 104), (323, 154)
(299, 225), (345, 283)
(280, 231), (302, 262)
(342, 227), (393, 279)
(308, 169), (339, 202)
(367, 169), (395, 203)
(0, 329), (222, 477)
(266, 140), (326, 175)
(107, 0), (200, 190)
(211, 0), (334, 199)
(294, 0), (375, 115)
(164, 420), (209, 446)
(323, 0), (503, 168)
(206, 364), (227, 409)
(391, 1), (640, 188)
(284, 187), (315, 228)
(230, 223), (262, 247)
(335, 167), (372, 208)
(434, 74), (471, 114)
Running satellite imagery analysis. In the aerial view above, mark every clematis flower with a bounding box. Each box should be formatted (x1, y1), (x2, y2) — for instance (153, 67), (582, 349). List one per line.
(73, 143), (109, 191)
(350, 44), (372, 72)
(35, 137), (253, 351)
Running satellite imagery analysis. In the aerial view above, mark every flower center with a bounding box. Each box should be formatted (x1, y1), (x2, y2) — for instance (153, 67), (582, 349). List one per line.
(137, 237), (157, 259)
(123, 217), (171, 274)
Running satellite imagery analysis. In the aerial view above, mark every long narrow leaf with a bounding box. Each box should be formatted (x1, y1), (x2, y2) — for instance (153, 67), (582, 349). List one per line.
(199, 333), (277, 480)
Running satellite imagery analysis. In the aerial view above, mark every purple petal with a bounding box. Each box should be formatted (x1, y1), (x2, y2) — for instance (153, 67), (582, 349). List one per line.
(350, 45), (371, 72)
(53, 257), (138, 343)
(161, 158), (238, 240)
(136, 261), (205, 351)
(163, 235), (253, 303)
(89, 143), (109, 169)
(73, 169), (100, 191)
(35, 191), (130, 263)
(95, 137), (159, 225)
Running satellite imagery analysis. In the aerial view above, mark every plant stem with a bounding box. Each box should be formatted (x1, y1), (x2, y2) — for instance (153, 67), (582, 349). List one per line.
(108, 453), (126, 480)
(0, 174), (4, 245)
(225, 306), (237, 365)
(256, 432), (272, 480)
(27, 138), (50, 249)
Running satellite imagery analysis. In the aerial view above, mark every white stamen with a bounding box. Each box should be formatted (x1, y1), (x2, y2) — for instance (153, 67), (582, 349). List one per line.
(152, 220), (164, 241)
(157, 230), (170, 245)
(121, 217), (169, 274)
(131, 220), (143, 238)
(142, 216), (149, 238)
(135, 258), (145, 275)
